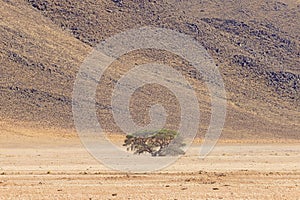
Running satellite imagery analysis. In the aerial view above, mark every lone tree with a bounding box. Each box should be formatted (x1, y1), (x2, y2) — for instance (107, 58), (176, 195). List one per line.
(123, 129), (185, 156)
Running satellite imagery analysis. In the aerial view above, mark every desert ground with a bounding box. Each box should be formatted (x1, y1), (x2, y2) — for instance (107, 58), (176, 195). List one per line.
(1, 0), (300, 199)
(1, 125), (299, 199)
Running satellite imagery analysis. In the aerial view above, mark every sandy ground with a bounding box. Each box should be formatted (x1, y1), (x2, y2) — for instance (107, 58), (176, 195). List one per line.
(0, 131), (299, 200)
(0, 124), (299, 199)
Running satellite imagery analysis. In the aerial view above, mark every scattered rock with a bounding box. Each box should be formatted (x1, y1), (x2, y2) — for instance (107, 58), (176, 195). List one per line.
(267, 71), (300, 100)
(112, 0), (123, 7)
(215, 173), (226, 177)
(232, 55), (256, 68)
(186, 22), (200, 34)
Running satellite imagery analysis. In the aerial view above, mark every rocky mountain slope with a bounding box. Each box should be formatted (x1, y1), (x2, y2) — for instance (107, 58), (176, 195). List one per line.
(1, 0), (299, 140)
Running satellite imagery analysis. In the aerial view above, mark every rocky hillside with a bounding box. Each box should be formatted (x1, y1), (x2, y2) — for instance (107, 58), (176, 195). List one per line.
(1, 0), (299, 140)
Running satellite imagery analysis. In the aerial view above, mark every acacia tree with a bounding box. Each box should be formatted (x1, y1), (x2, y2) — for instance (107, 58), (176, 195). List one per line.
(123, 129), (185, 156)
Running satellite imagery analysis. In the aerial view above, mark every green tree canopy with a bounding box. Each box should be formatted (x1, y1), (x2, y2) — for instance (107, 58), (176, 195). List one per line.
(123, 129), (185, 156)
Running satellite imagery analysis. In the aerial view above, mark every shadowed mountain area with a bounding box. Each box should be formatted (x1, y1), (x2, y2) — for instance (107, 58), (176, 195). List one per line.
(1, 0), (299, 140)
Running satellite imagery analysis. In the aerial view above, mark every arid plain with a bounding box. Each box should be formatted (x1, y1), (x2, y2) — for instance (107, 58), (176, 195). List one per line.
(1, 0), (300, 199)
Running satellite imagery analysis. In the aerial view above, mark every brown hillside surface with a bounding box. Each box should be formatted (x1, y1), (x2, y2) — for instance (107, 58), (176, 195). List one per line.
(1, 0), (299, 140)
(0, 0), (91, 129)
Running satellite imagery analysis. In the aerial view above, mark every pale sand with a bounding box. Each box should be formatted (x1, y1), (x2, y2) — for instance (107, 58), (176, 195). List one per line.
(0, 132), (299, 199)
